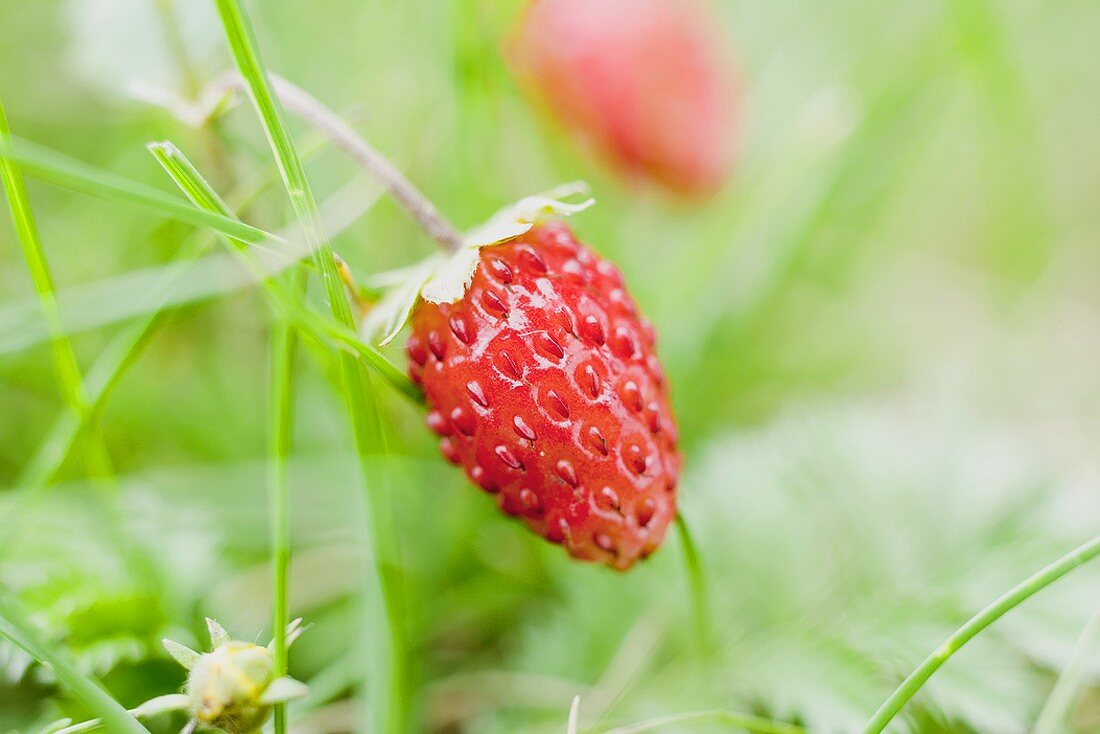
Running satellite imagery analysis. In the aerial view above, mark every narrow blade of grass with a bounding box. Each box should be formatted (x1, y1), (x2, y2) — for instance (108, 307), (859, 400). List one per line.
(599, 709), (804, 734)
(7, 128), (335, 494)
(0, 101), (89, 413)
(1031, 604), (1100, 734)
(0, 588), (149, 734)
(212, 4), (408, 733)
(0, 154), (387, 359)
(0, 98), (144, 583)
(859, 534), (1100, 734)
(268, 311), (298, 734)
(0, 135), (283, 248)
(146, 142), (419, 403)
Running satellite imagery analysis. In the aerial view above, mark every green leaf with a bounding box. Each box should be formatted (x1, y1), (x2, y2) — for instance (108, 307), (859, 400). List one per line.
(212, 3), (410, 733)
(0, 589), (149, 734)
(48, 693), (189, 734)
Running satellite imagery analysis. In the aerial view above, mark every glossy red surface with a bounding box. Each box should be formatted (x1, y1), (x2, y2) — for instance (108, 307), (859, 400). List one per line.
(407, 222), (680, 569)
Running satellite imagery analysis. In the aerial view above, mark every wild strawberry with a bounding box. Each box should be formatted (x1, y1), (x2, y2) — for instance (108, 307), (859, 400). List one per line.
(406, 221), (679, 569)
(507, 0), (741, 198)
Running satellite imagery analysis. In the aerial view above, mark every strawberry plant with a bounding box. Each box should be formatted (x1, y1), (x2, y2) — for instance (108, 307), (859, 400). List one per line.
(0, 2), (1098, 734)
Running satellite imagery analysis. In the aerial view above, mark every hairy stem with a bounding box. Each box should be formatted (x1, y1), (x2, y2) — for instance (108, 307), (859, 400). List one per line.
(208, 70), (465, 252)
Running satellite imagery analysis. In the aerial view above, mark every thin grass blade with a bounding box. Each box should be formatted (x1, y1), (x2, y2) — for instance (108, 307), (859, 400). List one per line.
(0, 588), (149, 734)
(859, 534), (1100, 734)
(211, 4), (408, 733)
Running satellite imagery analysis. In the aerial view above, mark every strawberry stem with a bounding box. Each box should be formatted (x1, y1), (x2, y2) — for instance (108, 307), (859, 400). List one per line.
(207, 71), (465, 252)
(675, 514), (712, 652)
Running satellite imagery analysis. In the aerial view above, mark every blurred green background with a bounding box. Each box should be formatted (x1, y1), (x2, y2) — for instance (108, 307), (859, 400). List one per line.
(1, 0), (1099, 732)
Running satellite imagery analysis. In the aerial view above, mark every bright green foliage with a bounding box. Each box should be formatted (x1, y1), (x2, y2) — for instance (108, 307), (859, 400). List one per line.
(1, 1), (1099, 734)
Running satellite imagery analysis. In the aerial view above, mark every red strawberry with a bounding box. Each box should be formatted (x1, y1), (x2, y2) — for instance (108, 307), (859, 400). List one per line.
(507, 0), (741, 198)
(406, 221), (680, 569)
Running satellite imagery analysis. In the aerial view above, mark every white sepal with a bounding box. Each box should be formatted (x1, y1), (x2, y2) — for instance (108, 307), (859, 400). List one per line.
(361, 256), (441, 345)
(131, 694), (190, 718)
(162, 638), (201, 670)
(205, 617), (229, 648)
(258, 676), (310, 704)
(360, 182), (594, 341)
(421, 182), (594, 307)
(419, 247), (482, 305)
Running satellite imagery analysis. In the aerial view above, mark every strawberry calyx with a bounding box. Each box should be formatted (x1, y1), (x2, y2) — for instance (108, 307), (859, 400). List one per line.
(362, 182), (594, 345)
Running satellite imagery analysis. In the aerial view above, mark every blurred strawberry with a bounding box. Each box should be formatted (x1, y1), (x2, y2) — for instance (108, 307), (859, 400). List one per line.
(507, 0), (742, 198)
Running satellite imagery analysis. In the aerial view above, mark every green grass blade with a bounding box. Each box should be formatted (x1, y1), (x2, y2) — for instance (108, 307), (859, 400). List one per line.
(8, 130), (335, 494)
(859, 534), (1100, 734)
(0, 98), (138, 579)
(0, 101), (89, 413)
(0, 588), (149, 734)
(146, 141), (418, 402)
(146, 140), (234, 216)
(268, 311), (298, 734)
(0, 135), (283, 249)
(211, 4), (409, 733)
(145, 135), (418, 733)
(599, 709), (804, 734)
(0, 140), (389, 355)
(1031, 604), (1100, 734)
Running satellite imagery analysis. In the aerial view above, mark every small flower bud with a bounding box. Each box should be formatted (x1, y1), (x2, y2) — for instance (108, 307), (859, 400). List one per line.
(186, 641), (275, 734)
(163, 618), (308, 734)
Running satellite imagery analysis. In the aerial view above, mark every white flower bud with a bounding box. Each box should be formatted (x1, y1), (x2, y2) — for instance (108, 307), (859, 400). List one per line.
(163, 618), (308, 734)
(186, 641), (275, 734)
